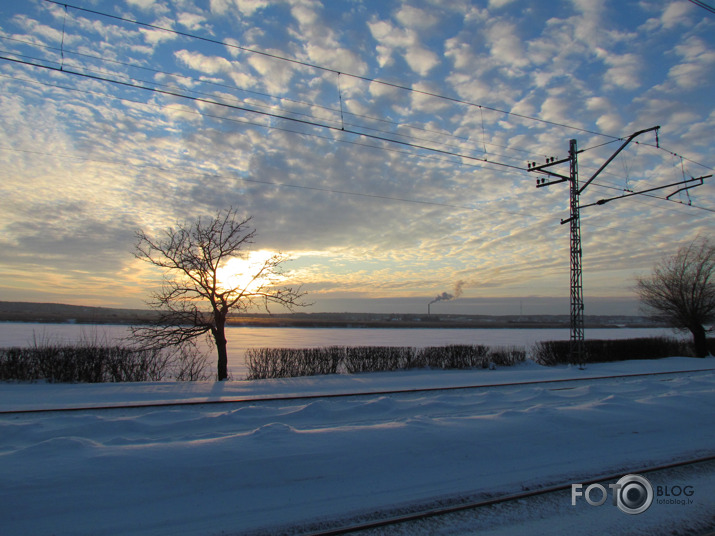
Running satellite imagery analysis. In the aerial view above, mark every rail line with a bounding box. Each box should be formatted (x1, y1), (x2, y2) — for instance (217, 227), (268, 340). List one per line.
(298, 454), (715, 536)
(1, 367), (713, 415)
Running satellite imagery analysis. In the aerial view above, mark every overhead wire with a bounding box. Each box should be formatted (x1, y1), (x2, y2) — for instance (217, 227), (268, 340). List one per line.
(0, 71), (537, 216)
(686, 0), (715, 15)
(34, 2), (714, 175)
(0, 53), (530, 175)
(0, 142), (539, 220)
(0, 32), (542, 166)
(42, 0), (623, 140)
(2, 52), (712, 216)
(0, 70), (521, 180)
(2, 4), (711, 217)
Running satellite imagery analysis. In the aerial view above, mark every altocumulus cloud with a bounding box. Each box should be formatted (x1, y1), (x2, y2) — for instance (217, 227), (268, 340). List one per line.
(0, 0), (712, 313)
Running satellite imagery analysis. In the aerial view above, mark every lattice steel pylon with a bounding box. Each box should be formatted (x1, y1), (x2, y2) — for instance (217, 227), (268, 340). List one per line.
(567, 139), (585, 367)
(528, 126), (673, 368)
(529, 140), (584, 366)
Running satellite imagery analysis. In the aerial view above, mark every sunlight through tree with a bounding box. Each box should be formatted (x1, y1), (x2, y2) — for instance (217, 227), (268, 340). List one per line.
(132, 207), (307, 380)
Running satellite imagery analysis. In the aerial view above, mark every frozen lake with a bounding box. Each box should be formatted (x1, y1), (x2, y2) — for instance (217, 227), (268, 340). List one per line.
(0, 322), (682, 379)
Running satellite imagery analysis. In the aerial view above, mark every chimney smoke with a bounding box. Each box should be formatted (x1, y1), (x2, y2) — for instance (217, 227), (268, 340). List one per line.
(427, 280), (465, 314)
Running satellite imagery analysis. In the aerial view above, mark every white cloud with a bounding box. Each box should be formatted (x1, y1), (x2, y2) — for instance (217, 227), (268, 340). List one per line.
(404, 46), (440, 77)
(444, 37), (475, 70)
(126, 0), (168, 13)
(485, 21), (529, 72)
(161, 103), (203, 124)
(210, 0), (270, 16)
(11, 15), (80, 45)
(368, 19), (410, 49)
(597, 50), (642, 90)
(540, 93), (573, 124)
(368, 80), (400, 99)
(139, 17), (178, 46)
(410, 82), (451, 113)
(395, 5), (438, 29)
(177, 12), (208, 31)
(368, 18), (439, 76)
(661, 1), (694, 29)
(586, 96), (623, 133)
(247, 53), (296, 94)
(1, 0), (713, 310)
(668, 36), (715, 89)
(283, 1), (368, 75)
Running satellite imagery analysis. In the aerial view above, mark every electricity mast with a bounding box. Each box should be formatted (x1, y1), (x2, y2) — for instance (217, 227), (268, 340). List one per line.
(529, 138), (586, 366)
(526, 126), (705, 367)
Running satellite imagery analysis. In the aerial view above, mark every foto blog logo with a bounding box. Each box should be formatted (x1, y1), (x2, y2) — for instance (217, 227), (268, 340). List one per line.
(571, 474), (654, 515)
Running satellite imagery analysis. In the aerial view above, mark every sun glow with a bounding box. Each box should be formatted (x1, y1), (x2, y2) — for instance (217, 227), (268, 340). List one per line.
(215, 250), (283, 293)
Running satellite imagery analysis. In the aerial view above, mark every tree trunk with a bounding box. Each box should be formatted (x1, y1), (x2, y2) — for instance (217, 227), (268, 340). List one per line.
(691, 324), (708, 358)
(213, 318), (229, 380)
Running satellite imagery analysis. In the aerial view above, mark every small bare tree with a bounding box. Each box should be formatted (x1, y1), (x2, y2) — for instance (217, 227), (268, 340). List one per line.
(132, 207), (307, 380)
(636, 237), (714, 357)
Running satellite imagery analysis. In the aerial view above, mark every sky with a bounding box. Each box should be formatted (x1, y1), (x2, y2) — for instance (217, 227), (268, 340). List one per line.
(0, 0), (713, 316)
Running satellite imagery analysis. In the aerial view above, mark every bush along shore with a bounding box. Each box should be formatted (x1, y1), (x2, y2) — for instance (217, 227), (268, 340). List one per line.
(0, 342), (210, 382)
(246, 336), (708, 379)
(531, 336), (711, 366)
(245, 344), (526, 380)
(0, 336), (707, 383)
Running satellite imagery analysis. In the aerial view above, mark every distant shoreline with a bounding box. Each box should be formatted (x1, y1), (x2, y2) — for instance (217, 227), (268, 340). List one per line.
(0, 301), (665, 329)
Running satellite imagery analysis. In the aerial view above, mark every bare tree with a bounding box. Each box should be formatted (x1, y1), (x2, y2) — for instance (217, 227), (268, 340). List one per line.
(132, 207), (307, 380)
(636, 237), (714, 357)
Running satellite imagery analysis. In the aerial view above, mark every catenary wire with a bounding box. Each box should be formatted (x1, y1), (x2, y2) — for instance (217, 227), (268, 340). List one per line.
(2, 12), (712, 215)
(686, 0), (715, 15)
(42, 0), (623, 140)
(1, 57), (712, 216)
(32, 4), (713, 172)
(0, 145), (538, 221)
(0, 54), (530, 174)
(0, 33), (546, 163)
(6, 10), (711, 171)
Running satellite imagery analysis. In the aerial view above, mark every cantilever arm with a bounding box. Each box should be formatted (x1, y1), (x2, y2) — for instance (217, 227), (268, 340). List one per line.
(666, 175), (710, 200)
(578, 126), (660, 195)
(579, 176), (705, 210)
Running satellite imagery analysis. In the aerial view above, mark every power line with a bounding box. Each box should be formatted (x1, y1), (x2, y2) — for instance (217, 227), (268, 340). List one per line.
(3, 54), (712, 217)
(0, 54), (530, 175)
(0, 145), (535, 219)
(0, 68), (535, 182)
(35, 2), (715, 172)
(42, 0), (622, 141)
(0, 34), (541, 166)
(3, 9), (711, 217)
(11, 8), (713, 172)
(687, 0), (715, 15)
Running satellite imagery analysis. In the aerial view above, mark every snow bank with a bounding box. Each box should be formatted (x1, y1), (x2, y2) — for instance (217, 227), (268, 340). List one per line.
(1, 357), (713, 535)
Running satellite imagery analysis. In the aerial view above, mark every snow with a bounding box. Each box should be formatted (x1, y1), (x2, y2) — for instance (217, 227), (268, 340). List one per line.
(1, 357), (714, 535)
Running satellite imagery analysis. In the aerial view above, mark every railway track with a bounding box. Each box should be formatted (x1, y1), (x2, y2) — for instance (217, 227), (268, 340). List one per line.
(294, 455), (715, 536)
(1, 367), (713, 415)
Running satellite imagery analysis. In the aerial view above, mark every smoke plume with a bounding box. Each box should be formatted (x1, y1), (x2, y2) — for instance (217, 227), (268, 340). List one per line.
(429, 280), (465, 305)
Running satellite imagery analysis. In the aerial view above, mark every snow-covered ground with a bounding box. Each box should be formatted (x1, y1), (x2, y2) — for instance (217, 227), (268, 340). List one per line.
(1, 357), (714, 535)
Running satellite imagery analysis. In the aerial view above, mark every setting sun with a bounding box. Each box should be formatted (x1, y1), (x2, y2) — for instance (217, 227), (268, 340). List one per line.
(216, 250), (283, 293)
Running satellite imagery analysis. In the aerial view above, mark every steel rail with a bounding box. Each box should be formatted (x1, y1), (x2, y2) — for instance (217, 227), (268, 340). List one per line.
(1, 367), (713, 415)
(300, 454), (715, 536)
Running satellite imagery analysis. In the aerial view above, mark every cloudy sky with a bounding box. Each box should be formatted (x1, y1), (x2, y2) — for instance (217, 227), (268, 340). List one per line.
(0, 0), (713, 316)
